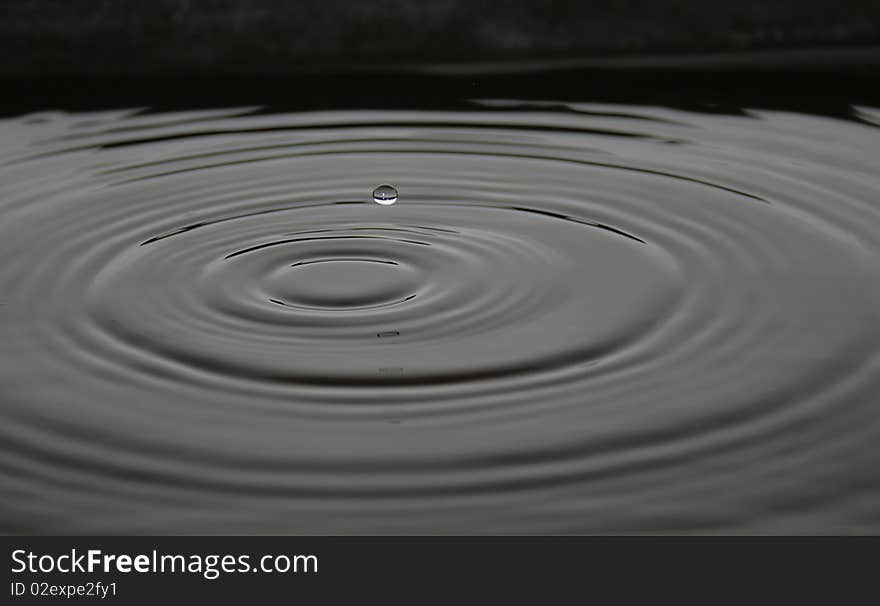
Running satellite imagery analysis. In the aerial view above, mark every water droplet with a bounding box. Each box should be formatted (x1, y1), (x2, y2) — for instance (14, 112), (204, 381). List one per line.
(372, 184), (398, 205)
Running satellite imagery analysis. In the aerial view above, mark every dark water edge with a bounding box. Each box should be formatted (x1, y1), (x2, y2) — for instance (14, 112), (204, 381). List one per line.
(4, 69), (880, 114)
(1, 69), (880, 534)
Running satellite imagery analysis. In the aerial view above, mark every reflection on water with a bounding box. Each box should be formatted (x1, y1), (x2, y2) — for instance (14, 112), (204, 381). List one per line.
(1, 92), (880, 533)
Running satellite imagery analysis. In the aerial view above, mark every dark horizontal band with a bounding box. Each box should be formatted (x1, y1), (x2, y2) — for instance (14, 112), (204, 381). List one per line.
(3, 0), (880, 75)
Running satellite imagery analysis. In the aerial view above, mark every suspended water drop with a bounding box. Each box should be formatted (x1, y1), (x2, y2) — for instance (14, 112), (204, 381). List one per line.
(372, 184), (398, 205)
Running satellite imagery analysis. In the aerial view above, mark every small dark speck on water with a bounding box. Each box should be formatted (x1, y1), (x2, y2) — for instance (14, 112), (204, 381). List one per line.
(378, 367), (404, 374)
(378, 330), (400, 338)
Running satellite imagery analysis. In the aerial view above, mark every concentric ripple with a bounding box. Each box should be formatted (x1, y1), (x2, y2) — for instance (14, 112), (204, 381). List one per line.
(1, 101), (880, 533)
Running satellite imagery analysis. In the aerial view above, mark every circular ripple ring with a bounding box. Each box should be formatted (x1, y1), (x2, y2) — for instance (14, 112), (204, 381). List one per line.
(1, 103), (879, 533)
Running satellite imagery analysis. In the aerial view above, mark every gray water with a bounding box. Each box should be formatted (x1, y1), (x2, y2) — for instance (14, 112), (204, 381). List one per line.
(1, 95), (880, 534)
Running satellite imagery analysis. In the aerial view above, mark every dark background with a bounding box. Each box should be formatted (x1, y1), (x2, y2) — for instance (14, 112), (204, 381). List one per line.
(3, 0), (880, 75)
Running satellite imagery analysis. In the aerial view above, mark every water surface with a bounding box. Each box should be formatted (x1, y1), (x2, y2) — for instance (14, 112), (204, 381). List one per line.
(1, 81), (880, 533)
